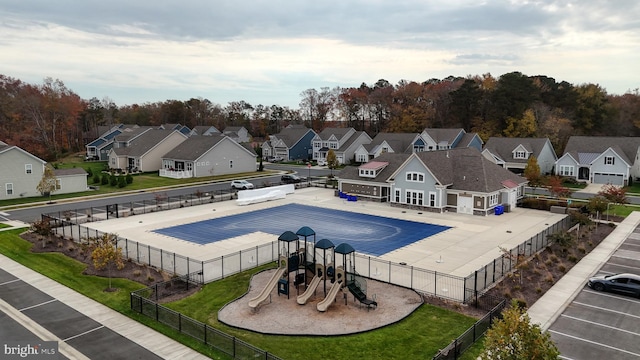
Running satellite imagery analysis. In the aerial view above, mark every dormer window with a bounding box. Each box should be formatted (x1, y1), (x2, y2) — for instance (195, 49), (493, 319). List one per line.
(358, 161), (388, 178)
(514, 151), (527, 159)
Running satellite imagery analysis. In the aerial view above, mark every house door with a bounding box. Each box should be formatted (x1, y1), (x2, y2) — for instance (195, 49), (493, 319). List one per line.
(578, 167), (590, 181)
(457, 195), (473, 215)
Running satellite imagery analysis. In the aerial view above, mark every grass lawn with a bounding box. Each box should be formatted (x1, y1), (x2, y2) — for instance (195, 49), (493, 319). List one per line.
(604, 204), (640, 218)
(0, 228), (477, 360)
(0, 157), (276, 208)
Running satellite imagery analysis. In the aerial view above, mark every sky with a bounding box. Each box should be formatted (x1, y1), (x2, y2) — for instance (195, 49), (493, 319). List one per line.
(1, 1), (638, 108)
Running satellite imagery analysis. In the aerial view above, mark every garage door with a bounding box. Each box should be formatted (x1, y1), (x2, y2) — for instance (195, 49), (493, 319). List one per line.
(593, 173), (624, 185)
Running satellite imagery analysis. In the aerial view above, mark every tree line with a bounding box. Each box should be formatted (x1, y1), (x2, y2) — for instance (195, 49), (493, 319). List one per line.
(1, 72), (639, 161)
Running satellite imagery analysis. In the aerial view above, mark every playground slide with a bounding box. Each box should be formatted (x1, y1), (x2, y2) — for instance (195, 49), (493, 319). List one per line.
(296, 275), (322, 305)
(248, 267), (286, 308)
(316, 281), (342, 312)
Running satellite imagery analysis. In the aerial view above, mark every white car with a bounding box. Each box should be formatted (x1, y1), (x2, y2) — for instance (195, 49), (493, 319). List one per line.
(231, 180), (254, 190)
(317, 159), (327, 166)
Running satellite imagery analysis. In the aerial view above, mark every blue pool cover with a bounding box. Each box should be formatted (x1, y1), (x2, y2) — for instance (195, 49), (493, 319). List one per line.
(153, 203), (450, 256)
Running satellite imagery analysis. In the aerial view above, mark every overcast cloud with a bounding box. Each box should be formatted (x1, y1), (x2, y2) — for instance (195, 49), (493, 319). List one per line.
(1, 1), (638, 107)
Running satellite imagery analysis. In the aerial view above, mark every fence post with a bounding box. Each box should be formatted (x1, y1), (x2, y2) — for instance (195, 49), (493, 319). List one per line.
(204, 323), (207, 344)
(187, 257), (190, 277)
(155, 302), (159, 321)
(174, 253), (176, 275)
(179, 313), (182, 332)
(160, 249), (163, 272)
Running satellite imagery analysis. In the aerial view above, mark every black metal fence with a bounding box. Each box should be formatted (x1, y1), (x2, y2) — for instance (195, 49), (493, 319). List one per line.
(464, 216), (571, 301)
(432, 298), (507, 360)
(131, 276), (283, 360)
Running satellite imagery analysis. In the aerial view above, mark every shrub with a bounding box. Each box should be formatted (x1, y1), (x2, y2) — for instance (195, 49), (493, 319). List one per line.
(549, 254), (558, 262)
(567, 255), (578, 263)
(513, 298), (527, 309)
(126, 173), (133, 184)
(118, 176), (126, 188)
(546, 274), (554, 284)
(536, 287), (543, 294)
(101, 174), (109, 185)
(558, 264), (567, 272)
(577, 245), (586, 254)
(133, 270), (141, 277)
(87, 168), (93, 177)
(110, 175), (118, 187)
(93, 174), (101, 184)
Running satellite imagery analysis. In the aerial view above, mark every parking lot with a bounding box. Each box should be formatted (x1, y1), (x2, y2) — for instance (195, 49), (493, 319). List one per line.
(548, 228), (640, 360)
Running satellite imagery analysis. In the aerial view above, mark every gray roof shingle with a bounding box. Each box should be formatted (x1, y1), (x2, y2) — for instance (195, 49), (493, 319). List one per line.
(563, 136), (640, 165)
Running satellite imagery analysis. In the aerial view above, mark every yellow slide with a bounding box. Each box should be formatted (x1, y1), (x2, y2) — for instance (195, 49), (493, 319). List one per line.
(296, 275), (322, 305)
(316, 280), (343, 312)
(248, 267), (286, 309)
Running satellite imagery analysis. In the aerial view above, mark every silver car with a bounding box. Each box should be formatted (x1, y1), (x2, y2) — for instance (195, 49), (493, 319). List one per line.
(230, 180), (254, 190)
(588, 273), (640, 297)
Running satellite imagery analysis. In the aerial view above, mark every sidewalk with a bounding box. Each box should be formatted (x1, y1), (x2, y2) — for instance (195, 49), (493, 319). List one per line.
(527, 211), (640, 331)
(0, 253), (211, 360)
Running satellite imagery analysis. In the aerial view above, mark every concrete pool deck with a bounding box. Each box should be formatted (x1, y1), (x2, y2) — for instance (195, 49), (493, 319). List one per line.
(84, 187), (566, 279)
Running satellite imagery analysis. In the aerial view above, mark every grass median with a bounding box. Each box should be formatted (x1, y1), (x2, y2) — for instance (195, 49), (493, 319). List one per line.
(0, 228), (477, 359)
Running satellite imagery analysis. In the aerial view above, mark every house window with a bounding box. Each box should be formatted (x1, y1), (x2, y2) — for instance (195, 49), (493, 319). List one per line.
(395, 189), (401, 203)
(110, 158), (116, 166)
(488, 193), (498, 206)
(414, 145), (424, 152)
(6, 183), (13, 195)
(514, 151), (527, 159)
(313, 141), (321, 149)
(381, 147), (388, 153)
(330, 143), (338, 149)
(605, 156), (615, 165)
(25, 164), (32, 174)
(429, 192), (436, 207)
(517, 186), (523, 197)
(559, 165), (575, 177)
(229, 160), (233, 168)
(55, 179), (61, 190)
(186, 162), (193, 171)
(406, 172), (424, 182)
(405, 190), (423, 205)
(357, 154), (367, 163)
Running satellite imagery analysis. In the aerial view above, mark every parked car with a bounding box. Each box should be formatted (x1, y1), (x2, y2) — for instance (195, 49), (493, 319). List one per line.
(231, 180), (254, 190)
(281, 174), (302, 184)
(265, 156), (284, 163)
(588, 273), (640, 297)
(316, 158), (327, 166)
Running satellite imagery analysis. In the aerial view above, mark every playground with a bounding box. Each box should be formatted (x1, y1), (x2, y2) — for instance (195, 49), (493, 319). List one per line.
(219, 229), (423, 335)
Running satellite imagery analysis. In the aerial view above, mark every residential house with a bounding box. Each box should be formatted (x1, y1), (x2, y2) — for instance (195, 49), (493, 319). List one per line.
(0, 141), (87, 199)
(190, 125), (220, 136)
(107, 129), (188, 172)
(312, 127), (372, 165)
(482, 137), (558, 175)
(223, 126), (251, 143)
(555, 136), (640, 186)
(262, 125), (317, 161)
(421, 128), (484, 152)
(85, 125), (153, 161)
(159, 123), (191, 135)
(52, 168), (89, 195)
(353, 133), (421, 163)
(338, 147), (526, 215)
(160, 135), (257, 178)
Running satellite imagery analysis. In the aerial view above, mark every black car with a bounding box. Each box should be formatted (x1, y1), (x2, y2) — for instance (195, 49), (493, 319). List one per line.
(281, 174), (302, 184)
(588, 273), (640, 297)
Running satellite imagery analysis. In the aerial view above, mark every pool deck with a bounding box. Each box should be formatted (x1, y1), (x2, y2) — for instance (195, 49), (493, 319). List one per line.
(85, 187), (566, 278)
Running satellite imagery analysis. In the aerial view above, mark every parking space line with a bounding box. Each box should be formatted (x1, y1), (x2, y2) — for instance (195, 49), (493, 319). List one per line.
(559, 355), (576, 360)
(574, 301), (640, 319)
(596, 270), (616, 274)
(62, 325), (105, 342)
(612, 253), (640, 261)
(583, 289), (640, 304)
(561, 314), (640, 336)
(606, 262), (640, 271)
(18, 299), (57, 312)
(0, 279), (21, 286)
(549, 330), (640, 358)
(0, 298), (90, 360)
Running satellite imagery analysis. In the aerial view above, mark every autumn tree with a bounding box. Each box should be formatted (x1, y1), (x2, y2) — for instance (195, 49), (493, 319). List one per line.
(597, 184), (627, 205)
(480, 300), (560, 360)
(547, 176), (571, 199)
(587, 195), (608, 221)
(36, 165), (57, 203)
(523, 155), (542, 188)
(90, 233), (125, 290)
(504, 108), (538, 137)
(326, 149), (338, 177)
